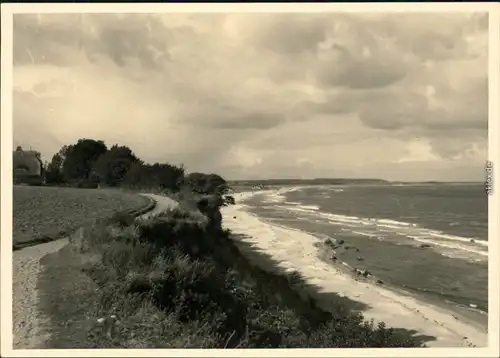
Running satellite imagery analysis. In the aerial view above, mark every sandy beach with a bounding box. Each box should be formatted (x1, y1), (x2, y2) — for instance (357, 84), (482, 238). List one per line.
(221, 191), (489, 348)
(11, 188), (488, 349)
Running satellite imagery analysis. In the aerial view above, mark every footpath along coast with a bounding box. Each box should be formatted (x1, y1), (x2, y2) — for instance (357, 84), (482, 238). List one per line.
(12, 194), (177, 349)
(11, 189), (488, 349)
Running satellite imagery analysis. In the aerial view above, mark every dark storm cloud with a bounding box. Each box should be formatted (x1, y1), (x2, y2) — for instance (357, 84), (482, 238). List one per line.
(210, 112), (285, 130)
(14, 14), (170, 70)
(12, 11), (490, 181)
(314, 43), (409, 90)
(249, 14), (328, 55)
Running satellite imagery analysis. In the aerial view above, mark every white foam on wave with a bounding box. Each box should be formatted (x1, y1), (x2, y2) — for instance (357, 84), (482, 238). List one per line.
(311, 211), (419, 230)
(262, 193), (285, 204)
(260, 187), (303, 204)
(297, 204), (320, 211)
(277, 205), (316, 214)
(376, 218), (418, 227)
(235, 190), (268, 204)
(324, 213), (486, 254)
(319, 212), (363, 225)
(220, 204), (488, 347)
(378, 224), (408, 230)
(409, 236), (488, 258)
(254, 188), (488, 261)
(427, 231), (488, 247)
(351, 231), (382, 239)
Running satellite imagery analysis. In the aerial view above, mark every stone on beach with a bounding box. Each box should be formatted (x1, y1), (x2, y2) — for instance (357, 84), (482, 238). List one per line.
(221, 192), (489, 348)
(354, 268), (371, 277)
(324, 237), (336, 246)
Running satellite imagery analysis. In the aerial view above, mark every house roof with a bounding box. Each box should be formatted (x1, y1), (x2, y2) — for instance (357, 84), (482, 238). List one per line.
(13, 150), (43, 176)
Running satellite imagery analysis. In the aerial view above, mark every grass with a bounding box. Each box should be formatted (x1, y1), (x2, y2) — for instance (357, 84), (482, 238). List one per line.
(13, 186), (152, 246)
(38, 195), (423, 349)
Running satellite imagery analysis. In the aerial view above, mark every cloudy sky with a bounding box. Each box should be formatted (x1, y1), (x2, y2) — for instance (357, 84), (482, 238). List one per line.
(12, 12), (488, 181)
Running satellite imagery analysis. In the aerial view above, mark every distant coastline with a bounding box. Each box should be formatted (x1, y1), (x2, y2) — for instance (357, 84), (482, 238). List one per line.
(229, 178), (483, 187)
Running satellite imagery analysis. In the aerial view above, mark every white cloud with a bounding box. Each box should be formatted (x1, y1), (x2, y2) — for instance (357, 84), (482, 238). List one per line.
(396, 140), (441, 163)
(12, 12), (489, 181)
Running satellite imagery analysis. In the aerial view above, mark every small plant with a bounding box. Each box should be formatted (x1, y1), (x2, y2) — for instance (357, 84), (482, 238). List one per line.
(109, 212), (135, 228)
(67, 194), (421, 349)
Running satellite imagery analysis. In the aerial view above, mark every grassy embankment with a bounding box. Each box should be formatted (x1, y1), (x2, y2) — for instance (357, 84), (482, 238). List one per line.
(38, 188), (422, 349)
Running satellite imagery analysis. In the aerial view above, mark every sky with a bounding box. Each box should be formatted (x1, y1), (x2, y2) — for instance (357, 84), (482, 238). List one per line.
(12, 12), (489, 181)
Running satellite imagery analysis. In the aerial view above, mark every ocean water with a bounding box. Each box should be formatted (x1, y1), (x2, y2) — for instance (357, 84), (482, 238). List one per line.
(241, 184), (488, 313)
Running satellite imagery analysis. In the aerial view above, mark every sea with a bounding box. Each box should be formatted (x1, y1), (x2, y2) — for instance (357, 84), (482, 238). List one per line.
(240, 183), (489, 315)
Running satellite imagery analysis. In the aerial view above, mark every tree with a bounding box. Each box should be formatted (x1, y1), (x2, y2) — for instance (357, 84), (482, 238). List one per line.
(121, 161), (146, 188)
(94, 145), (139, 186)
(58, 145), (73, 160)
(45, 153), (65, 184)
(121, 161), (185, 191)
(44, 145), (73, 184)
(185, 172), (229, 195)
(152, 163), (185, 191)
(62, 139), (107, 182)
(184, 172), (235, 206)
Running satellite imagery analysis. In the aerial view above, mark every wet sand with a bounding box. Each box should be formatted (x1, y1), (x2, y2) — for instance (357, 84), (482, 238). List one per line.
(221, 191), (488, 348)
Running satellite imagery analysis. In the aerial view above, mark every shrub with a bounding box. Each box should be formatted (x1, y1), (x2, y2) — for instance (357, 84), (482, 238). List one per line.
(73, 179), (99, 189)
(68, 201), (421, 349)
(108, 212), (136, 228)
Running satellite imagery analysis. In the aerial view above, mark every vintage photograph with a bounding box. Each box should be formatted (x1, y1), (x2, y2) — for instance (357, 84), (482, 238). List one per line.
(3, 4), (496, 355)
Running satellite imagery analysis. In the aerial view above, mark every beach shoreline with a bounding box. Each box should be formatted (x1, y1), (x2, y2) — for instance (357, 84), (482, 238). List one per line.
(221, 191), (488, 348)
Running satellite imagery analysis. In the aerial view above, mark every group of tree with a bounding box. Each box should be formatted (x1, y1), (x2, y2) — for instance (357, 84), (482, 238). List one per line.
(42, 138), (232, 199)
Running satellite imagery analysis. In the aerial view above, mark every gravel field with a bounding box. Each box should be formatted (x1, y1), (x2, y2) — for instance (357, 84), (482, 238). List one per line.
(13, 186), (151, 245)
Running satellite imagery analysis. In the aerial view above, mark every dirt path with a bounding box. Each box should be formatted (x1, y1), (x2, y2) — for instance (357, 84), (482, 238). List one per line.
(12, 194), (177, 349)
(13, 239), (70, 349)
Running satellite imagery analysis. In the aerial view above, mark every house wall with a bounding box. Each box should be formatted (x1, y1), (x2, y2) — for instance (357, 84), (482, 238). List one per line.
(13, 150), (44, 184)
